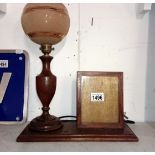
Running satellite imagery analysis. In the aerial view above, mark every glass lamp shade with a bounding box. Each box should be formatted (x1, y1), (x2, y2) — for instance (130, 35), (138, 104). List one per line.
(21, 3), (70, 45)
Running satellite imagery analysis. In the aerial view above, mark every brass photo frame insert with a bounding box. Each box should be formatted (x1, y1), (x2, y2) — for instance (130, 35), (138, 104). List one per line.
(77, 71), (124, 129)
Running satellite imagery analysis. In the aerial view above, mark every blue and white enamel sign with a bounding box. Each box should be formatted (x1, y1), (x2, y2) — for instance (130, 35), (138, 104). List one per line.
(0, 50), (29, 124)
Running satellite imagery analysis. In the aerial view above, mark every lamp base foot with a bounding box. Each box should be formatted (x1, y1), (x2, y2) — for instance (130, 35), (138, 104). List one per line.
(29, 115), (63, 132)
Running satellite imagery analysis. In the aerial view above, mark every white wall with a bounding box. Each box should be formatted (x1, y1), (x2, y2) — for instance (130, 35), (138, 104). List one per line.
(0, 3), (154, 122)
(145, 4), (155, 122)
(79, 4), (149, 122)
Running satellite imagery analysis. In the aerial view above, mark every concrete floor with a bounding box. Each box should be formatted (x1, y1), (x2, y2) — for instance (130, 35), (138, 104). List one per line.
(0, 122), (155, 152)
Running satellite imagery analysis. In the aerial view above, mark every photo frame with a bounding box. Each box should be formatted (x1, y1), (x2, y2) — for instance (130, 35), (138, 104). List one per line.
(77, 71), (124, 129)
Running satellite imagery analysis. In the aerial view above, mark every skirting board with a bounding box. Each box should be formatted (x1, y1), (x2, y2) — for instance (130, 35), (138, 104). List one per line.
(17, 120), (138, 142)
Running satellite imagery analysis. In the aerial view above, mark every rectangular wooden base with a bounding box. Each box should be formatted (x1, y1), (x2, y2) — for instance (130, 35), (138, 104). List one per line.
(17, 120), (138, 142)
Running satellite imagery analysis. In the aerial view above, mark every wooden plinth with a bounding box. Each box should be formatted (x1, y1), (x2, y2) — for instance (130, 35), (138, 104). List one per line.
(16, 120), (138, 142)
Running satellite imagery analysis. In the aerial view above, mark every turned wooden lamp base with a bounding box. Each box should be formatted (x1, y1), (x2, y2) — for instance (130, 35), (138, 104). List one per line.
(29, 115), (63, 132)
(27, 44), (63, 132)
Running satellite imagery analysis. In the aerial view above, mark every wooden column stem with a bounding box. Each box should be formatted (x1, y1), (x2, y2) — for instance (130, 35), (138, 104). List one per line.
(28, 44), (62, 132)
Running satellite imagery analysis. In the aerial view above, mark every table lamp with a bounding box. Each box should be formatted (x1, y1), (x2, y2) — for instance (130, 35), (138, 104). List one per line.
(21, 3), (70, 132)
(17, 4), (138, 142)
